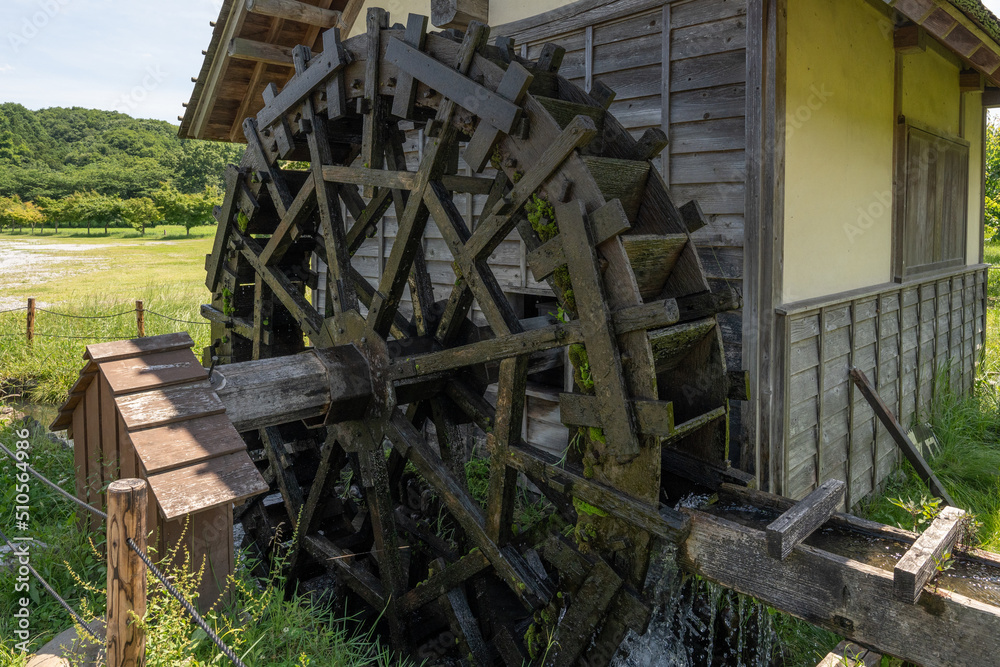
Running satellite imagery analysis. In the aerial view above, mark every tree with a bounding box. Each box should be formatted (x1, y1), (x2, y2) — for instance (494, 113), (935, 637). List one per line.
(152, 182), (220, 236)
(0, 195), (21, 232)
(13, 200), (44, 234)
(986, 119), (1000, 242)
(119, 197), (159, 236)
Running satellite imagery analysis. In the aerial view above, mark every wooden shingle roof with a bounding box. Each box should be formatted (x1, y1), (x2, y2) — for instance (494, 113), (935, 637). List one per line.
(53, 333), (268, 520)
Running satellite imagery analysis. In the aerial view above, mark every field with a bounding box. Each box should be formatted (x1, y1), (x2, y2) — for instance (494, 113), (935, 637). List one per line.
(0, 227), (215, 405)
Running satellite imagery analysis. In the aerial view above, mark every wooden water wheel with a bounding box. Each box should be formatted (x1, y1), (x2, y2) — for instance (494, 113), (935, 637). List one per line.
(201, 11), (742, 664)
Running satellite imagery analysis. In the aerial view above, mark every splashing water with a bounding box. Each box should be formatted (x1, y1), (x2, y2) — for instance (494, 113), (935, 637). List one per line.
(611, 541), (776, 667)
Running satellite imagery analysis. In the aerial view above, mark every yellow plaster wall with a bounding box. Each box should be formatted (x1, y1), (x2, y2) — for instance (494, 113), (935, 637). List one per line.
(782, 0), (895, 303)
(783, 0), (983, 303)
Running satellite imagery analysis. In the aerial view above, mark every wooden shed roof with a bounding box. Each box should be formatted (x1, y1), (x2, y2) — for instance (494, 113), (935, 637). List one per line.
(52, 333), (268, 520)
(178, 0), (364, 142)
(179, 0), (1000, 145)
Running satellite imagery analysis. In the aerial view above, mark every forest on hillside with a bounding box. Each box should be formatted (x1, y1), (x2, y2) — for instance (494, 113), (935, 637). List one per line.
(0, 103), (244, 201)
(0, 103), (246, 234)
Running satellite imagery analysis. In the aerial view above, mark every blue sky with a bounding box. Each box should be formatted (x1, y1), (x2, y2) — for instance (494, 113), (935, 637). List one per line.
(3, 0), (1000, 126)
(0, 0), (222, 124)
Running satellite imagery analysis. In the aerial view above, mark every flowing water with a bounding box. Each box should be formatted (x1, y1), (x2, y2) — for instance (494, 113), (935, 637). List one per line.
(611, 496), (778, 667)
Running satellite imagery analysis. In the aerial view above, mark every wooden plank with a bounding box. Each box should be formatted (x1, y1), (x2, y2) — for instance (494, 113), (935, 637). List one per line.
(255, 30), (349, 131)
(129, 415), (247, 475)
(228, 37), (294, 66)
(550, 559), (622, 667)
(361, 8), (388, 197)
(99, 349), (207, 396)
(849, 368), (955, 506)
(85, 333), (194, 364)
(486, 355), (528, 544)
(385, 38), (522, 135)
(146, 451), (268, 520)
(765, 478), (845, 560)
(463, 62), (535, 172)
(100, 376), (120, 486)
(245, 0), (342, 28)
(816, 641), (882, 667)
(258, 174), (317, 266)
(527, 198), (631, 281)
(894, 505), (966, 603)
(390, 14), (429, 119)
(115, 380), (226, 432)
(559, 393), (674, 437)
(84, 379), (103, 528)
(398, 550), (491, 614)
(557, 200), (641, 459)
(661, 3), (671, 181)
(302, 534), (385, 609)
(71, 403), (89, 527)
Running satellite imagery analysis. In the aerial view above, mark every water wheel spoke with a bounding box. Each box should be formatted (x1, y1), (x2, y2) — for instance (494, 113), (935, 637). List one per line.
(386, 411), (549, 609)
(339, 420), (407, 647)
(486, 355), (529, 544)
(258, 174), (317, 267)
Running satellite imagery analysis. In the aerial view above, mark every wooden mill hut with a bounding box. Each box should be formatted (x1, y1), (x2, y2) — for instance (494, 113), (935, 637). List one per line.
(180, 0), (1000, 507)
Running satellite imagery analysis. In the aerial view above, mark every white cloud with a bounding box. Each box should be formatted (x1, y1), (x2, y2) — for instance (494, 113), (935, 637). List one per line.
(0, 64), (14, 72)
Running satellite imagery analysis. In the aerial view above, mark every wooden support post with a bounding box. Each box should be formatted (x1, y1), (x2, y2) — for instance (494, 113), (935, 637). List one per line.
(107, 478), (147, 667)
(849, 368), (955, 506)
(765, 478), (845, 560)
(135, 300), (145, 338)
(894, 505), (966, 603)
(26, 298), (34, 345)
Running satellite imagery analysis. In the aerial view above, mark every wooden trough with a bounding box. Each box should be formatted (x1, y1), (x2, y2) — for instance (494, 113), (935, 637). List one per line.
(51, 332), (268, 608)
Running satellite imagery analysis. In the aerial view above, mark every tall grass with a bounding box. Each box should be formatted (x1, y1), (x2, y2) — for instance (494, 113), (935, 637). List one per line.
(0, 416), (411, 666)
(0, 285), (211, 405)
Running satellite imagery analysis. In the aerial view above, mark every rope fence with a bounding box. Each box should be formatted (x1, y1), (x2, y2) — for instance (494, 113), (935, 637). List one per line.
(0, 298), (209, 346)
(0, 441), (243, 667)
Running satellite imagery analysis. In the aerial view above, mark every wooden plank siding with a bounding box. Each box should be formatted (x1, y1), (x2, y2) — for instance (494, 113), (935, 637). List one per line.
(777, 265), (988, 504)
(497, 0), (750, 454)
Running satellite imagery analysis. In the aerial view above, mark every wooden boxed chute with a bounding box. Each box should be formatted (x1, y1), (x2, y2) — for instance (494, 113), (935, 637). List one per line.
(52, 332), (268, 608)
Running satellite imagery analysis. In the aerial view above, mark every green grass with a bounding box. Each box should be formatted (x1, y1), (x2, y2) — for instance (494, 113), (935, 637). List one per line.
(0, 224), (217, 241)
(0, 232), (213, 405)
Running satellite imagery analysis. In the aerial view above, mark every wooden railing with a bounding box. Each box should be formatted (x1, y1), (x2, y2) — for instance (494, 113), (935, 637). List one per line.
(772, 264), (989, 504)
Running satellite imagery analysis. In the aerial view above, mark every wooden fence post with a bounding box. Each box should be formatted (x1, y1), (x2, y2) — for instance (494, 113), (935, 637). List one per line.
(136, 300), (145, 338)
(107, 478), (147, 667)
(26, 298), (35, 346)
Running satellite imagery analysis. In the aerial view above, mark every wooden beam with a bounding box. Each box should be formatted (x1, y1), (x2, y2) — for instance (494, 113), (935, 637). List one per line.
(961, 69), (985, 92)
(228, 37), (294, 65)
(894, 505), (966, 604)
(384, 37), (522, 135)
(849, 368), (955, 506)
(245, 0), (342, 29)
(527, 198), (631, 281)
(559, 393), (674, 438)
(894, 23), (927, 54)
(431, 0), (488, 29)
(765, 479), (845, 560)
